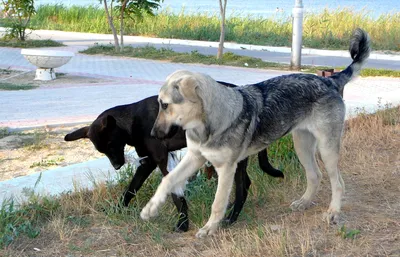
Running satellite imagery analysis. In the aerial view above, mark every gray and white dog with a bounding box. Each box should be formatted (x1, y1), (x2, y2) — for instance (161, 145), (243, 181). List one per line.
(140, 28), (371, 238)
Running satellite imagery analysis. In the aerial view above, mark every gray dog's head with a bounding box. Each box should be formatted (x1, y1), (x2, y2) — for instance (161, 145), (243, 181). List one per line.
(151, 70), (211, 139)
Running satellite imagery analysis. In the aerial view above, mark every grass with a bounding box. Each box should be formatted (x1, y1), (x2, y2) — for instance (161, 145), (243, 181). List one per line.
(19, 130), (49, 151)
(0, 82), (38, 90)
(0, 104), (399, 255)
(361, 68), (400, 77)
(0, 69), (66, 91)
(22, 5), (400, 51)
(81, 45), (400, 77)
(30, 157), (65, 168)
(0, 127), (48, 149)
(0, 135), (300, 249)
(0, 39), (64, 48)
(81, 45), (284, 69)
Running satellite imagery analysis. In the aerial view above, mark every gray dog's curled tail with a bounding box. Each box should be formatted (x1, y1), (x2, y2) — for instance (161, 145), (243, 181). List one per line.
(331, 28), (371, 93)
(349, 28), (371, 73)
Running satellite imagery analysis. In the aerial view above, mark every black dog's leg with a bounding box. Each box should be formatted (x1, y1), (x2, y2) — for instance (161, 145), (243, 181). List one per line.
(258, 149), (284, 178)
(224, 158), (250, 225)
(171, 194), (189, 232)
(121, 158), (157, 206)
(157, 158), (190, 233)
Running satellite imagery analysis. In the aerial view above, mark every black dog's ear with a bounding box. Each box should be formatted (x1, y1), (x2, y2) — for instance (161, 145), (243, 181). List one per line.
(64, 126), (89, 141)
(216, 81), (238, 88)
(100, 115), (116, 130)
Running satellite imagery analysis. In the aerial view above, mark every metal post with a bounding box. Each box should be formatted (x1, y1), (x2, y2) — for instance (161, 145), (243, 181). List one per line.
(290, 0), (303, 70)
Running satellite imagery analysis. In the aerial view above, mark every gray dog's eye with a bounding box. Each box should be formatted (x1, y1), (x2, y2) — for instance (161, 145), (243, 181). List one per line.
(161, 103), (168, 110)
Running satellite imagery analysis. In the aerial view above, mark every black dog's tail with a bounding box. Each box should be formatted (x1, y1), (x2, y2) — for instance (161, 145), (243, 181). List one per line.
(330, 28), (371, 95)
(258, 149), (284, 178)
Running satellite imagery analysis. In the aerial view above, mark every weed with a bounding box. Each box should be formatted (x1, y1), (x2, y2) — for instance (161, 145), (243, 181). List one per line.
(338, 225), (361, 239)
(29, 157), (64, 168)
(0, 192), (60, 247)
(22, 130), (48, 150)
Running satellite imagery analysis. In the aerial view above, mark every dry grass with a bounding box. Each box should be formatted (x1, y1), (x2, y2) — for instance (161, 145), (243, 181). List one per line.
(1, 106), (399, 256)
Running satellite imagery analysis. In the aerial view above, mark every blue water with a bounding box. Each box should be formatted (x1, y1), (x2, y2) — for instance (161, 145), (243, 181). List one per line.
(35, 0), (400, 19)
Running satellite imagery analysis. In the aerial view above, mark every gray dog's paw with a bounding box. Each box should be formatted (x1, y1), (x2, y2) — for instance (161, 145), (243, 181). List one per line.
(140, 202), (156, 220)
(140, 195), (166, 220)
(323, 209), (340, 225)
(195, 223), (218, 238)
(290, 198), (313, 211)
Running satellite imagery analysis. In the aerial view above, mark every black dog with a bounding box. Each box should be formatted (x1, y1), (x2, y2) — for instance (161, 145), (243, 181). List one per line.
(65, 95), (283, 232)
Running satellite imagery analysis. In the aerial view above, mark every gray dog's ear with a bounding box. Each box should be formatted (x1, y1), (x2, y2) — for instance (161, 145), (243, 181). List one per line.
(179, 75), (200, 103)
(64, 126), (89, 141)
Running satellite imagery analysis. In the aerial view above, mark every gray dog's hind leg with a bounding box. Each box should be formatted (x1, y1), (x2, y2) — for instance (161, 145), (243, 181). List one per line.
(316, 125), (345, 224)
(290, 129), (321, 211)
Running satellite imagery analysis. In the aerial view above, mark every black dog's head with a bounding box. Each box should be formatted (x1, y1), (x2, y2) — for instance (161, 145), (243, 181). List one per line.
(64, 115), (126, 170)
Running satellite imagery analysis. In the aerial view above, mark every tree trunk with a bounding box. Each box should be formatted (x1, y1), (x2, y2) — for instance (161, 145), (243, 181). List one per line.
(120, 0), (128, 50)
(217, 0), (227, 60)
(21, 14), (32, 41)
(104, 0), (120, 51)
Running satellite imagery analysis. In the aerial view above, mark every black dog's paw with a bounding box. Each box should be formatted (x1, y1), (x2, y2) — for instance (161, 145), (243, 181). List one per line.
(221, 203), (237, 227)
(174, 219), (189, 232)
(222, 213), (237, 227)
(221, 217), (234, 227)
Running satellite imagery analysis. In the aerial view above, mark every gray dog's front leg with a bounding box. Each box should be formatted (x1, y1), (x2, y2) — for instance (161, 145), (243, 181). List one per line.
(196, 163), (237, 238)
(140, 151), (206, 220)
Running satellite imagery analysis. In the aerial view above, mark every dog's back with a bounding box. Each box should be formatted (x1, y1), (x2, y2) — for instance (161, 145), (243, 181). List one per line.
(239, 29), (371, 150)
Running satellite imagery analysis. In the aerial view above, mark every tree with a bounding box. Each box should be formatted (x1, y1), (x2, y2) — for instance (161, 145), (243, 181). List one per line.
(1, 0), (35, 41)
(102, 0), (120, 51)
(100, 0), (163, 52)
(217, 0), (228, 60)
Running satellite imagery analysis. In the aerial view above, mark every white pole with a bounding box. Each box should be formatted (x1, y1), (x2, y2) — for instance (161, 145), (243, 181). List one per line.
(290, 0), (303, 70)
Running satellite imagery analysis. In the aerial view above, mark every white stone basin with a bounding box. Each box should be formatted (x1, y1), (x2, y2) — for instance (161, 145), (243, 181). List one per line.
(21, 49), (75, 80)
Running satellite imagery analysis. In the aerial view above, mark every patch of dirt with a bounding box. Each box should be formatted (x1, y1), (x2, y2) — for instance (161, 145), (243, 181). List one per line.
(0, 69), (114, 88)
(0, 125), (123, 181)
